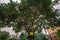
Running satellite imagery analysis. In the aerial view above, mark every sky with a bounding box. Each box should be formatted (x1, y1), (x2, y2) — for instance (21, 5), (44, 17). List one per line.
(0, 27), (16, 35)
(0, 0), (21, 3)
(0, 0), (60, 35)
(0, 0), (9, 3)
(54, 4), (60, 9)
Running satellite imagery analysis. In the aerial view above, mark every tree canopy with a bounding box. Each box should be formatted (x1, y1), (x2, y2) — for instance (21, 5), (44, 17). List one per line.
(0, 0), (59, 33)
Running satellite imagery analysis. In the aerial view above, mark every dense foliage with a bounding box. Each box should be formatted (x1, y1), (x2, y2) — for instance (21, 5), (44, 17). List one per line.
(0, 31), (9, 40)
(56, 30), (60, 37)
(0, 0), (60, 39)
(20, 33), (48, 40)
(0, 0), (59, 32)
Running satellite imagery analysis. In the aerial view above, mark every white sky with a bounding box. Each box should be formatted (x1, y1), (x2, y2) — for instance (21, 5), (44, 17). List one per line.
(54, 4), (60, 9)
(0, 0), (9, 3)
(0, 0), (21, 3)
(0, 0), (60, 35)
(0, 27), (16, 35)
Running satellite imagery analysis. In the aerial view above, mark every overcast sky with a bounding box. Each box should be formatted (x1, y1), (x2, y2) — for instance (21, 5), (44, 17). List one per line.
(0, 0), (60, 35)
(0, 27), (16, 35)
(0, 0), (21, 3)
(0, 0), (9, 3)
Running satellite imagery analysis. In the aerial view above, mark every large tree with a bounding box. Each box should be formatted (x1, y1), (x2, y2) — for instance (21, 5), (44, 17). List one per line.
(0, 0), (59, 39)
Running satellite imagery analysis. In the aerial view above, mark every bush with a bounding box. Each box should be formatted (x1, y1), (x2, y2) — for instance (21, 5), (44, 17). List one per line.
(20, 33), (48, 40)
(9, 38), (16, 40)
(0, 31), (9, 40)
(56, 30), (60, 37)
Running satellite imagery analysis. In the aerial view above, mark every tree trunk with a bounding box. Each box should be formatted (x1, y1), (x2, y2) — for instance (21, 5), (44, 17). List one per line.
(16, 32), (19, 40)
